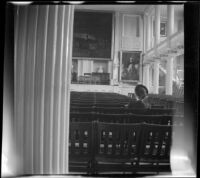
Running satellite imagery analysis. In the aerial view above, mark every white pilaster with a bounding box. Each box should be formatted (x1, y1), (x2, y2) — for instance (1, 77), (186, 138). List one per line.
(146, 14), (151, 51)
(113, 12), (120, 84)
(146, 64), (150, 91)
(166, 57), (174, 95)
(153, 61), (159, 94)
(143, 64), (150, 91)
(166, 5), (175, 95)
(167, 5), (174, 37)
(153, 5), (160, 94)
(155, 5), (161, 46)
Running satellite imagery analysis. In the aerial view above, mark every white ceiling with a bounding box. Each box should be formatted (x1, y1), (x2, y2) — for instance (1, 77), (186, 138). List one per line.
(75, 5), (149, 14)
(75, 5), (184, 17)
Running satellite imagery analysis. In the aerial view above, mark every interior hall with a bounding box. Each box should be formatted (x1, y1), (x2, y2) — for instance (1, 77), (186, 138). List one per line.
(2, 3), (198, 178)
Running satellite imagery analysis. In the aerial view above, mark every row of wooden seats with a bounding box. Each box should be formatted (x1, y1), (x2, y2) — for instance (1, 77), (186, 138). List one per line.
(71, 94), (180, 108)
(148, 93), (183, 102)
(70, 107), (176, 115)
(69, 121), (175, 174)
(71, 98), (129, 102)
(71, 99), (129, 105)
(71, 103), (128, 108)
(70, 113), (183, 125)
(148, 94), (184, 113)
(70, 102), (183, 114)
(71, 98), (129, 103)
(71, 92), (184, 114)
(71, 92), (130, 102)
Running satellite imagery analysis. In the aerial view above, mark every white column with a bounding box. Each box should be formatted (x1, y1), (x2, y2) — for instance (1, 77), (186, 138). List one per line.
(112, 12), (120, 84)
(149, 65), (153, 93)
(145, 64), (150, 90)
(153, 5), (160, 94)
(166, 5), (175, 95)
(91, 60), (94, 73)
(108, 61), (112, 85)
(166, 57), (174, 95)
(77, 60), (83, 76)
(167, 5), (174, 37)
(155, 5), (161, 46)
(144, 64), (150, 91)
(153, 61), (159, 94)
(146, 14), (151, 51)
(143, 64), (146, 85)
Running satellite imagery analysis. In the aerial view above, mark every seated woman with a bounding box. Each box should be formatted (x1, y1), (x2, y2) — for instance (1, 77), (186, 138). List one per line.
(126, 84), (150, 109)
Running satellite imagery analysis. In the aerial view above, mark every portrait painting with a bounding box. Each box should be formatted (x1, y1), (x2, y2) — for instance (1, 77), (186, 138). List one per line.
(120, 51), (141, 82)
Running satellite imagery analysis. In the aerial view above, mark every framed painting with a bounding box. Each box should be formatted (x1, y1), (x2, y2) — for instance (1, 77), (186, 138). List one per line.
(119, 51), (141, 82)
(153, 20), (167, 37)
(72, 11), (113, 59)
(160, 21), (167, 37)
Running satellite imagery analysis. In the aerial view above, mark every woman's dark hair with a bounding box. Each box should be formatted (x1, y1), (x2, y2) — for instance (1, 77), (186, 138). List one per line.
(135, 84), (148, 100)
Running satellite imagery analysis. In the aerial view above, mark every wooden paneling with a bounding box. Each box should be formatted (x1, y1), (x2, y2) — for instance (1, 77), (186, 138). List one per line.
(14, 5), (74, 175)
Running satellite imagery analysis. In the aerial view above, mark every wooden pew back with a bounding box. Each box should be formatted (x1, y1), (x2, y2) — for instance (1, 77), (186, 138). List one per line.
(137, 123), (172, 172)
(70, 107), (176, 115)
(69, 121), (174, 174)
(69, 122), (94, 173)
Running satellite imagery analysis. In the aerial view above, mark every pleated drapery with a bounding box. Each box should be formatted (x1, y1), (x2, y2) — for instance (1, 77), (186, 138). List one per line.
(14, 5), (74, 175)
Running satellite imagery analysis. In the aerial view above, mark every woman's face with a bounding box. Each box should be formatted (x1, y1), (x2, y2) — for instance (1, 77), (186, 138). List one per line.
(136, 87), (147, 100)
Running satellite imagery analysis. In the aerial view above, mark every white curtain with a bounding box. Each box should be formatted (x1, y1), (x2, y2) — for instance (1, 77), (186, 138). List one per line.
(13, 4), (74, 175)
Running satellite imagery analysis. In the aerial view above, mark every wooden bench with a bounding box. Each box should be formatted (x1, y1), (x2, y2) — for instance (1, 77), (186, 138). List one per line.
(69, 122), (94, 173)
(95, 113), (130, 123)
(94, 122), (142, 173)
(70, 113), (95, 122)
(137, 123), (172, 173)
(69, 121), (178, 174)
(151, 105), (165, 109)
(70, 107), (176, 115)
(128, 114), (173, 125)
(70, 112), (184, 126)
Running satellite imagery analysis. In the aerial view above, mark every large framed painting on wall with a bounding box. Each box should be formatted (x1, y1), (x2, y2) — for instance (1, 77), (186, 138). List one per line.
(73, 11), (113, 59)
(120, 51), (141, 82)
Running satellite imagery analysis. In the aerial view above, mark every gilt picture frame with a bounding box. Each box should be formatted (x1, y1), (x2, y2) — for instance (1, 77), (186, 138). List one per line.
(119, 51), (141, 83)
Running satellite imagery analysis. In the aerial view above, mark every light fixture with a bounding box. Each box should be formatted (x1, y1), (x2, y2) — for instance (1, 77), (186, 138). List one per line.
(116, 1), (136, 3)
(65, 1), (84, 4)
(9, 1), (32, 5)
